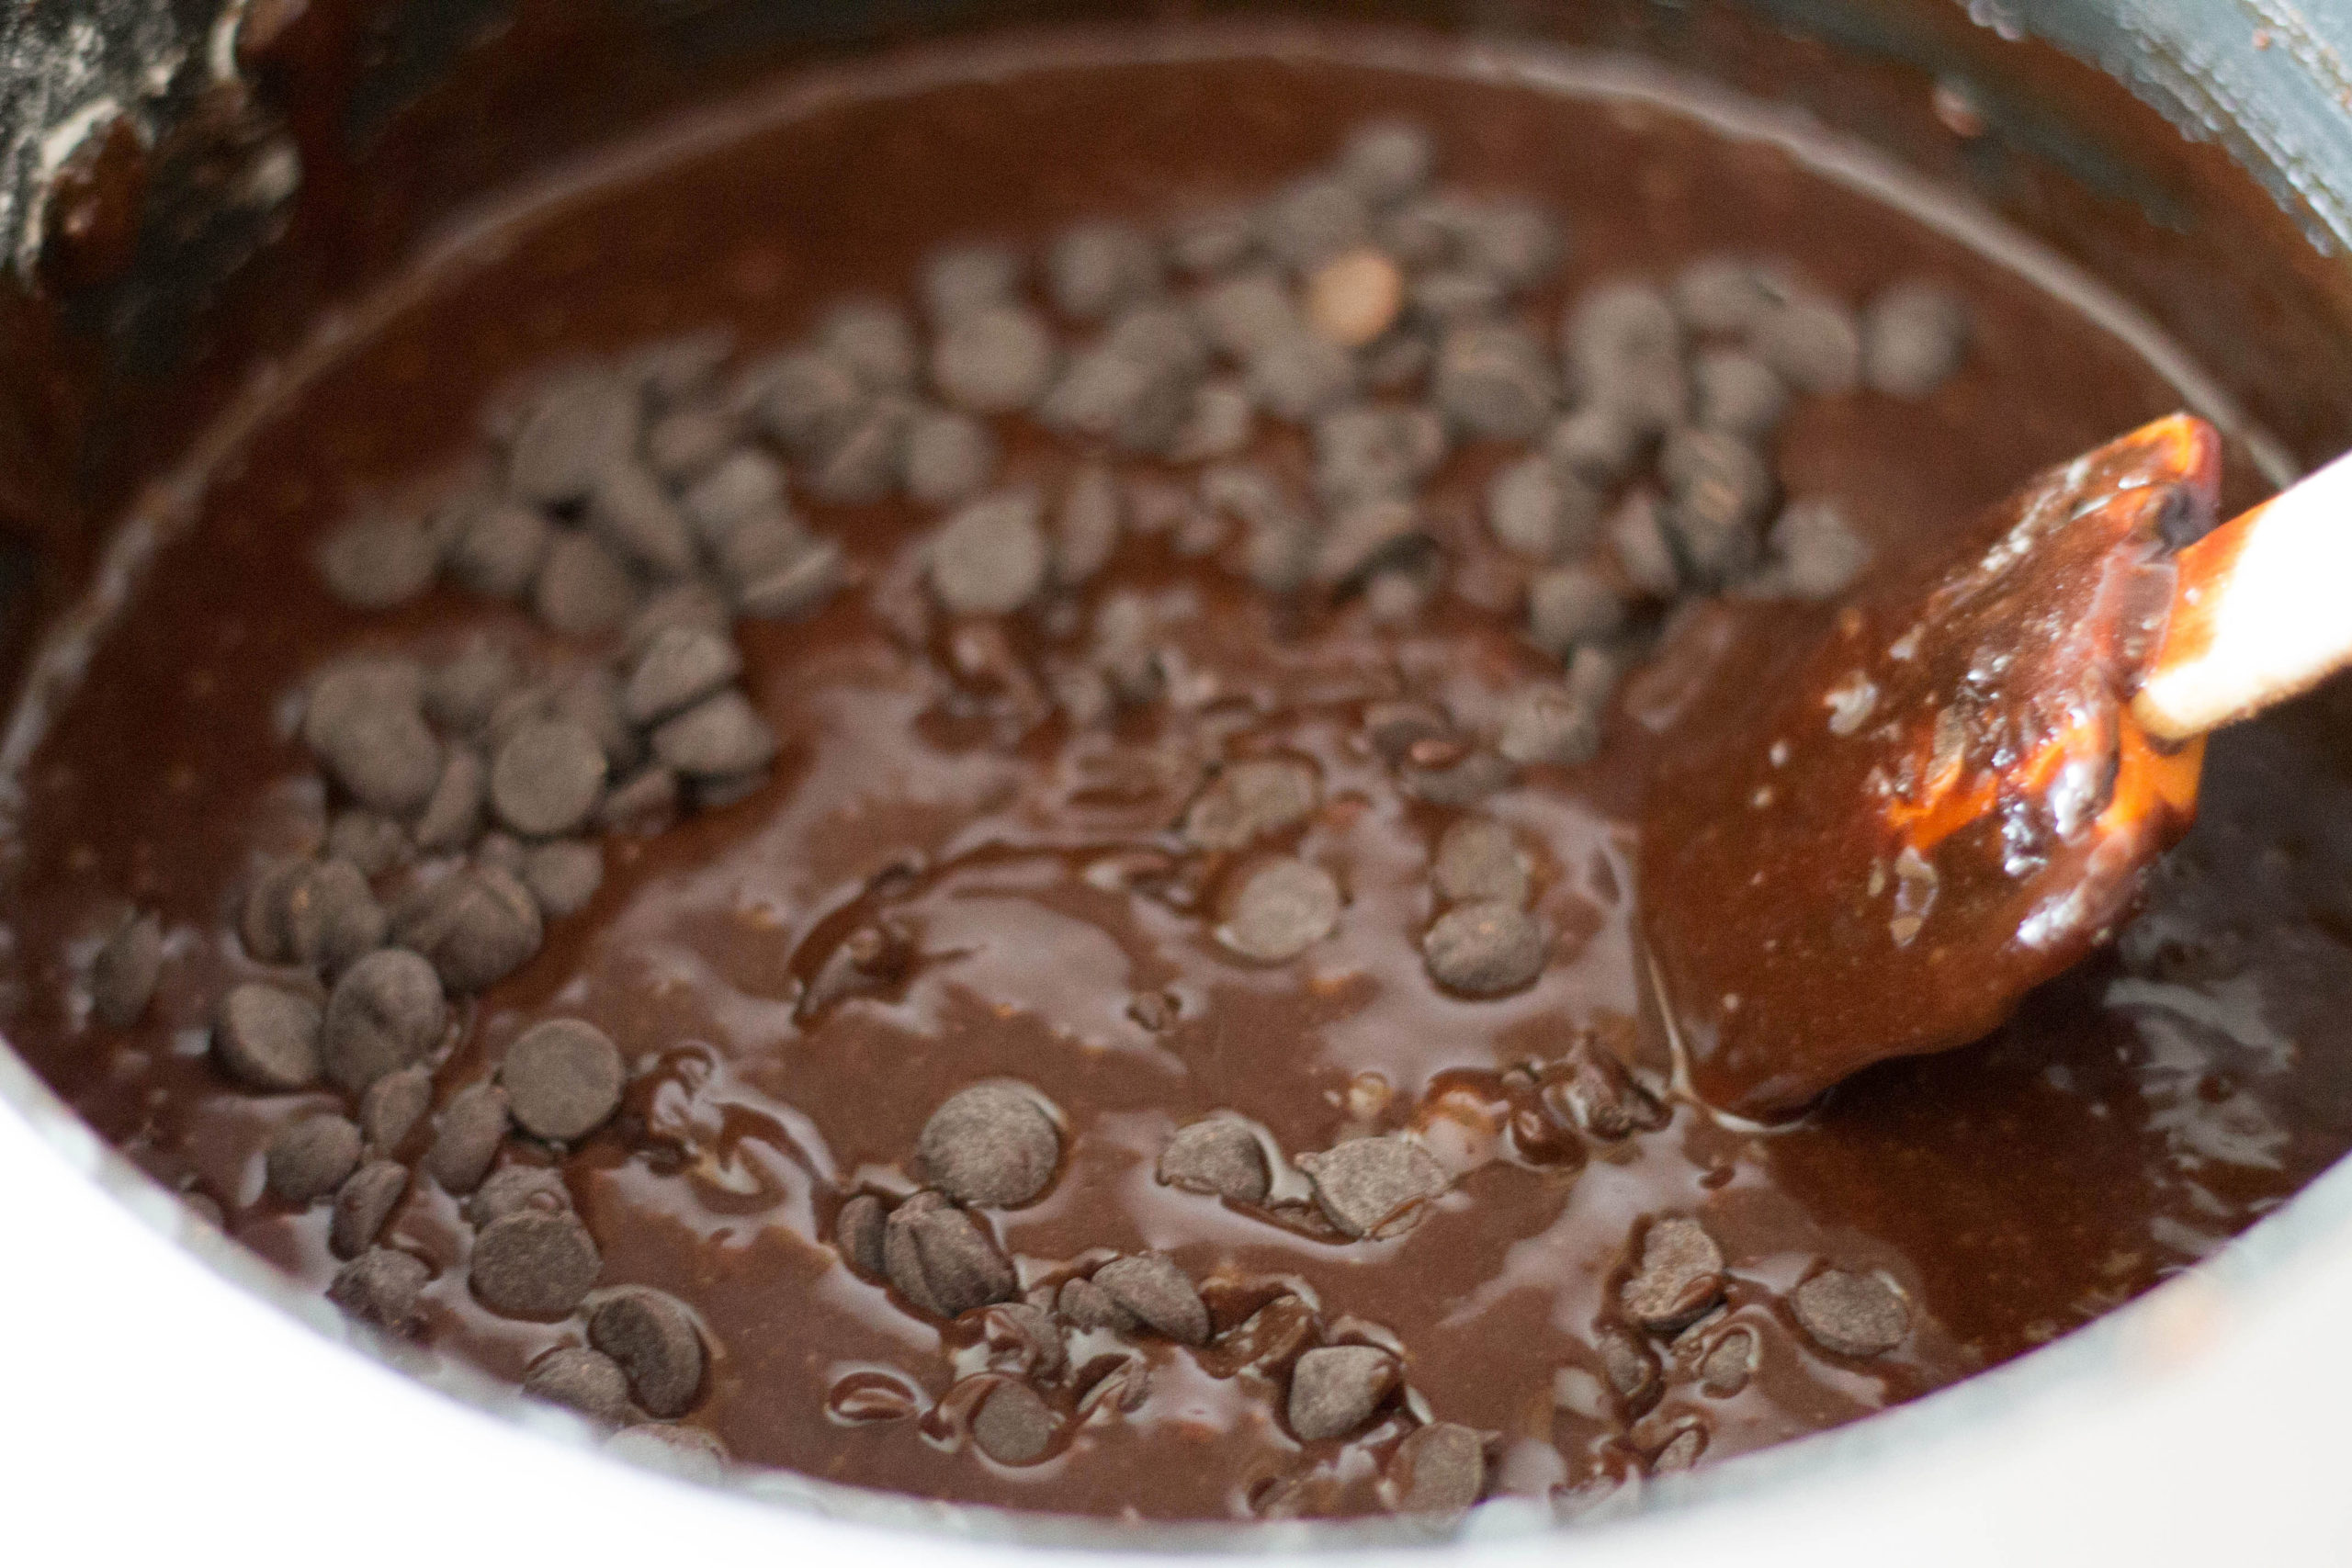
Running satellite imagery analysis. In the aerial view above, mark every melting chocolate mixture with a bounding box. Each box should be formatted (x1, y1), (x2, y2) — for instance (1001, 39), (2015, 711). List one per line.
(10, 40), (2352, 1521)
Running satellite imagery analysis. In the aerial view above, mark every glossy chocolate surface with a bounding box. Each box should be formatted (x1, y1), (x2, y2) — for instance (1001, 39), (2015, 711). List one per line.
(8, 40), (2352, 1521)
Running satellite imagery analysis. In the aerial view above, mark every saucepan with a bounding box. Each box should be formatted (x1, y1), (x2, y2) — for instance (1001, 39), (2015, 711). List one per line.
(1, 0), (2348, 1560)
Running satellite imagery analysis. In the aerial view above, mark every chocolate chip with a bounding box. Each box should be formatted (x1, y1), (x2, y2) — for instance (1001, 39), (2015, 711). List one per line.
(1699, 1325), (1757, 1396)
(598, 764), (681, 834)
(1791, 1269), (1909, 1357)
(359, 1065), (434, 1154)
(242, 857), (386, 975)
(1050, 463), (1123, 589)
(1338, 120), (1436, 204)
(1546, 1042), (1668, 1140)
(679, 449), (788, 547)
(1691, 349), (1789, 441)
(557, 667), (643, 774)
(327, 1247), (429, 1329)
(1401, 743), (1513, 807)
(633, 328), (730, 409)
(1297, 1134), (1450, 1238)
(620, 628), (738, 730)
(1458, 198), (1565, 291)
(91, 910), (162, 1028)
(303, 661), (443, 815)
(1621, 1215), (1725, 1334)
(412, 748), (487, 854)
(522, 839), (602, 919)
(1648, 1423), (1706, 1473)
(651, 690), (778, 780)
(1497, 679), (1603, 769)
(1671, 255), (1780, 335)
(1863, 281), (1970, 398)
(425, 645), (521, 735)
(321, 948), (447, 1093)
(1198, 270), (1300, 359)
(1092, 1254), (1210, 1345)
(1218, 856), (1341, 963)
(266, 1113), (362, 1203)
(425, 1082), (510, 1193)
(623, 339), (701, 419)
(489, 716), (607, 838)
(1610, 489), (1682, 599)
(972, 1381), (1056, 1464)
(1763, 497), (1871, 601)
(1246, 329), (1358, 422)
(836, 1193), (888, 1277)
(1433, 819), (1530, 908)
(472, 1208), (602, 1318)
(590, 1287), (707, 1417)
(933, 304), (1057, 414)
(391, 867), (542, 994)
(644, 407), (738, 484)
(1314, 403), (1448, 509)
(1391, 1422), (1485, 1514)
(1166, 376), (1256, 464)
(1159, 1117), (1272, 1203)
(502, 1018), (624, 1143)
(1564, 282), (1687, 432)
(318, 512), (438, 609)
(588, 460), (696, 580)
(1169, 205), (1256, 275)
(525, 1346), (633, 1424)
(1598, 1325), (1662, 1414)
(213, 983), (322, 1091)
(981, 1300), (1067, 1379)
(1409, 266), (1505, 322)
(330, 1158), (409, 1258)
(737, 536), (844, 623)
(1751, 293), (1861, 394)
(605, 1422), (729, 1481)
(1527, 565), (1626, 657)
(1485, 456), (1596, 562)
(1660, 429), (1774, 587)
(753, 349), (865, 457)
(508, 375), (639, 506)
(533, 532), (641, 637)
(1182, 757), (1318, 852)
(820, 299), (921, 391)
(922, 243), (1023, 322)
(1261, 176), (1371, 270)
(447, 500), (553, 599)
(326, 810), (411, 878)
(1423, 901), (1546, 996)
(905, 408), (1000, 505)
(1288, 1345), (1398, 1440)
(1433, 321), (1558, 440)
(1056, 1275), (1136, 1332)
(1206, 1294), (1317, 1378)
(884, 1192), (1019, 1321)
(1048, 221), (1162, 319)
(1038, 338), (1182, 447)
(469, 1164), (572, 1226)
(918, 1082), (1061, 1208)
(1546, 403), (1646, 488)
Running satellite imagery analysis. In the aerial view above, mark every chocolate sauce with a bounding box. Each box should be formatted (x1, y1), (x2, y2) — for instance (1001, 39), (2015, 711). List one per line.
(1647, 415), (2216, 1118)
(8, 39), (2352, 1521)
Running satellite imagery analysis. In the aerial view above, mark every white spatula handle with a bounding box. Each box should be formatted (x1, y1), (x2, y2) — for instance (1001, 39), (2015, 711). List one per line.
(2132, 447), (2352, 742)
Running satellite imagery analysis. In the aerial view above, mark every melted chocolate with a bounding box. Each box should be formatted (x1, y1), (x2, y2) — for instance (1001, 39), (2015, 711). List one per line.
(1648, 415), (2216, 1117)
(8, 40), (2352, 1522)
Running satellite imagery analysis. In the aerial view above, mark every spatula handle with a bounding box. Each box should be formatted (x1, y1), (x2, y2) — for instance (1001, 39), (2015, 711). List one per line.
(2132, 448), (2352, 742)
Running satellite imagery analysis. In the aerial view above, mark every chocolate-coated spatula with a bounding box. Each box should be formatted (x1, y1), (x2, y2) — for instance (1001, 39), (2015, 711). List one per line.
(1642, 414), (2352, 1120)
